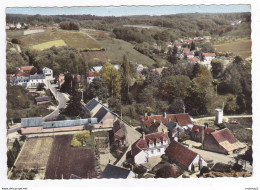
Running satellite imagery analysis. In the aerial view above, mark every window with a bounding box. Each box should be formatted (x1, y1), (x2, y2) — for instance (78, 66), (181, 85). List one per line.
(151, 150), (154, 154)
(157, 149), (160, 152)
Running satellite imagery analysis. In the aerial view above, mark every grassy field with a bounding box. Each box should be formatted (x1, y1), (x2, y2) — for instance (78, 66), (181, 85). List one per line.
(81, 28), (115, 40)
(14, 137), (54, 170)
(18, 29), (102, 51)
(214, 38), (251, 59)
(32, 39), (67, 51)
(81, 51), (108, 65)
(99, 38), (155, 68)
(45, 135), (96, 179)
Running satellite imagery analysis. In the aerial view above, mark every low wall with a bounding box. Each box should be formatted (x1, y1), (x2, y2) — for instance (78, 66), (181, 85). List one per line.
(21, 125), (85, 134)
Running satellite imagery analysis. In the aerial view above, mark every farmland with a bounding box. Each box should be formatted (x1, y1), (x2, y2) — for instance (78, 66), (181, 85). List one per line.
(81, 28), (115, 40)
(81, 51), (108, 65)
(214, 38), (251, 59)
(99, 38), (155, 67)
(14, 137), (53, 170)
(32, 39), (67, 51)
(18, 29), (102, 51)
(45, 135), (97, 179)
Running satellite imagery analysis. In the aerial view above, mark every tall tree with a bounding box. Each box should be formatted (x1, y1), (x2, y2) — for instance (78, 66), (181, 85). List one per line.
(99, 62), (121, 97)
(167, 45), (178, 65)
(190, 41), (196, 51)
(121, 55), (136, 93)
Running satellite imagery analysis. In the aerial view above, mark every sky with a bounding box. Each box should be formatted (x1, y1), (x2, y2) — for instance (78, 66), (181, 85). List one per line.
(6, 5), (250, 16)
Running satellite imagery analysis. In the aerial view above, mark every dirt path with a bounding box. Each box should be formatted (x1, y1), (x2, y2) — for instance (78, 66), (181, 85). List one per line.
(193, 115), (252, 122)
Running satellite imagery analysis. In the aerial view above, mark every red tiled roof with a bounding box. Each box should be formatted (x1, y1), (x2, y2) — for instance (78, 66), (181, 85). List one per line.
(183, 48), (190, 52)
(87, 72), (98, 77)
(165, 140), (197, 169)
(202, 53), (216, 57)
(141, 113), (192, 130)
(211, 128), (238, 144)
(132, 132), (169, 157)
(188, 57), (200, 62)
(15, 70), (30, 77)
(184, 40), (193, 43)
(191, 125), (215, 135)
(20, 66), (34, 71)
(185, 52), (194, 55)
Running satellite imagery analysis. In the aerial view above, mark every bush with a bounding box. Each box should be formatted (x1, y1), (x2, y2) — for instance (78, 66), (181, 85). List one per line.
(178, 134), (190, 142)
(133, 165), (147, 174)
(232, 163), (243, 171)
(200, 166), (210, 175)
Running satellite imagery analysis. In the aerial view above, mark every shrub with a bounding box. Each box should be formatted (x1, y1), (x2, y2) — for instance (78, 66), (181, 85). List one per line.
(232, 163), (243, 171)
(200, 166), (210, 175)
(178, 134), (190, 142)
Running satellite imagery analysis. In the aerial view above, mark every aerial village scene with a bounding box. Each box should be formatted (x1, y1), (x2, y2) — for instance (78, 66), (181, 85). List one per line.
(5, 5), (252, 179)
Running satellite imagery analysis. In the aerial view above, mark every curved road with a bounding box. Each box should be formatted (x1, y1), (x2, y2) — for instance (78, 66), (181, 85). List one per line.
(7, 81), (68, 134)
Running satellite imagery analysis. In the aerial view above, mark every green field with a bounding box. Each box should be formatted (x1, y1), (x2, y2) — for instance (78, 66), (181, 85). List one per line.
(18, 29), (102, 51)
(99, 38), (155, 68)
(32, 39), (67, 50)
(214, 38), (251, 59)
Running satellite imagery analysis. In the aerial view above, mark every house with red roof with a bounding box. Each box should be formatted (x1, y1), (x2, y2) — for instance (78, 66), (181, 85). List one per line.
(202, 53), (216, 62)
(141, 113), (193, 134)
(185, 52), (194, 59)
(165, 140), (207, 172)
(131, 132), (169, 164)
(203, 128), (246, 155)
(190, 125), (215, 142)
(86, 72), (99, 84)
(188, 57), (200, 63)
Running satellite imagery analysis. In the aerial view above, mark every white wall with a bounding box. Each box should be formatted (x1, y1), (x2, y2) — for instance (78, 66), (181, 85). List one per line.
(127, 171), (136, 179)
(134, 150), (148, 164)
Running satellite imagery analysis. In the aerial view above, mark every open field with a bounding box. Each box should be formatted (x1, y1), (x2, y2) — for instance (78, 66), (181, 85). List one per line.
(14, 137), (53, 170)
(99, 38), (155, 67)
(18, 29), (102, 51)
(214, 38), (251, 59)
(32, 39), (67, 51)
(81, 51), (108, 65)
(81, 28), (115, 40)
(45, 135), (97, 179)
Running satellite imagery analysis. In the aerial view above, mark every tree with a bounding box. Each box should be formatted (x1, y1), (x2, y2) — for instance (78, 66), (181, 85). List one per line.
(85, 78), (109, 102)
(167, 45), (178, 65)
(59, 21), (80, 30)
(121, 55), (136, 93)
(63, 91), (82, 117)
(200, 42), (215, 53)
(211, 59), (224, 78)
(155, 164), (182, 178)
(72, 131), (91, 147)
(159, 75), (191, 102)
(168, 99), (185, 114)
(37, 83), (45, 91)
(99, 62), (121, 97)
(30, 67), (37, 75)
(190, 41), (196, 51)
(224, 94), (239, 114)
(60, 73), (76, 95)
(233, 56), (243, 64)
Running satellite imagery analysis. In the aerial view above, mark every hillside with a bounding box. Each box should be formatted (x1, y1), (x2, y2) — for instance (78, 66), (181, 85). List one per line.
(99, 38), (155, 68)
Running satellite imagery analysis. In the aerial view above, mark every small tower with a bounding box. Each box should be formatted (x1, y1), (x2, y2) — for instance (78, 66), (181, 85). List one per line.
(215, 108), (223, 124)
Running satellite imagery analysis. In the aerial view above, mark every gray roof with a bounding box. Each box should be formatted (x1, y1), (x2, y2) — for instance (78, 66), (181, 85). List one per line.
(166, 121), (177, 131)
(35, 96), (49, 102)
(85, 98), (100, 111)
(30, 74), (45, 80)
(21, 117), (44, 128)
(93, 107), (108, 123)
(100, 164), (133, 179)
(43, 118), (98, 129)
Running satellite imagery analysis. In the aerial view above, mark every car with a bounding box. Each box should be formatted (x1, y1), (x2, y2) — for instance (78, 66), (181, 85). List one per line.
(229, 120), (240, 124)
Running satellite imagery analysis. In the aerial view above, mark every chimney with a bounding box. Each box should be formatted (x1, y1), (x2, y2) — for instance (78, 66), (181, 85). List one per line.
(142, 132), (145, 140)
(145, 113), (147, 117)
(163, 112), (167, 118)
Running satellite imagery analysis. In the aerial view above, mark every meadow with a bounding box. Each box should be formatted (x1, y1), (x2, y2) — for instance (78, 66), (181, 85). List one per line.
(32, 39), (67, 51)
(18, 29), (102, 51)
(214, 38), (251, 59)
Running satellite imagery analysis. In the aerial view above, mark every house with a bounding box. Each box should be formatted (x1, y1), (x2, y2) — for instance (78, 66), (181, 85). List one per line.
(165, 121), (185, 139)
(165, 140), (207, 172)
(185, 52), (194, 59)
(93, 65), (120, 73)
(131, 132), (169, 164)
(86, 72), (99, 84)
(16, 22), (22, 29)
(190, 125), (215, 142)
(27, 74), (45, 87)
(183, 48), (190, 53)
(203, 128), (246, 155)
(84, 98), (116, 129)
(202, 53), (216, 62)
(35, 96), (49, 105)
(41, 66), (53, 79)
(188, 57), (200, 63)
(141, 113), (193, 134)
(100, 164), (135, 179)
(175, 43), (182, 49)
(112, 120), (126, 147)
(21, 117), (98, 134)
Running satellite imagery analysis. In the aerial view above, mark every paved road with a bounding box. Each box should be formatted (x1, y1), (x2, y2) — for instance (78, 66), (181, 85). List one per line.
(43, 81), (68, 121)
(7, 125), (21, 134)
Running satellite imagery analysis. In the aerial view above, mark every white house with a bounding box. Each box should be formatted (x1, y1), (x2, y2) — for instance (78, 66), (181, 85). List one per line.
(41, 66), (53, 79)
(165, 140), (207, 172)
(86, 72), (99, 84)
(202, 53), (216, 62)
(131, 132), (169, 164)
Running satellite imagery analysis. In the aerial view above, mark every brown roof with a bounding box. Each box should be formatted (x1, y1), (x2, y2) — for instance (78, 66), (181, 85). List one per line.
(191, 125), (215, 135)
(211, 128), (238, 144)
(188, 57), (200, 62)
(15, 70), (30, 77)
(87, 72), (99, 77)
(165, 140), (197, 169)
(132, 132), (168, 157)
(141, 113), (192, 130)
(113, 120), (126, 139)
(20, 66), (34, 71)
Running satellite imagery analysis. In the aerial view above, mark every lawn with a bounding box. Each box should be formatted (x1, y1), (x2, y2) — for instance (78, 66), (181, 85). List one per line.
(18, 29), (102, 51)
(32, 39), (67, 51)
(214, 38), (251, 59)
(14, 137), (54, 170)
(45, 135), (97, 179)
(98, 38), (155, 68)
